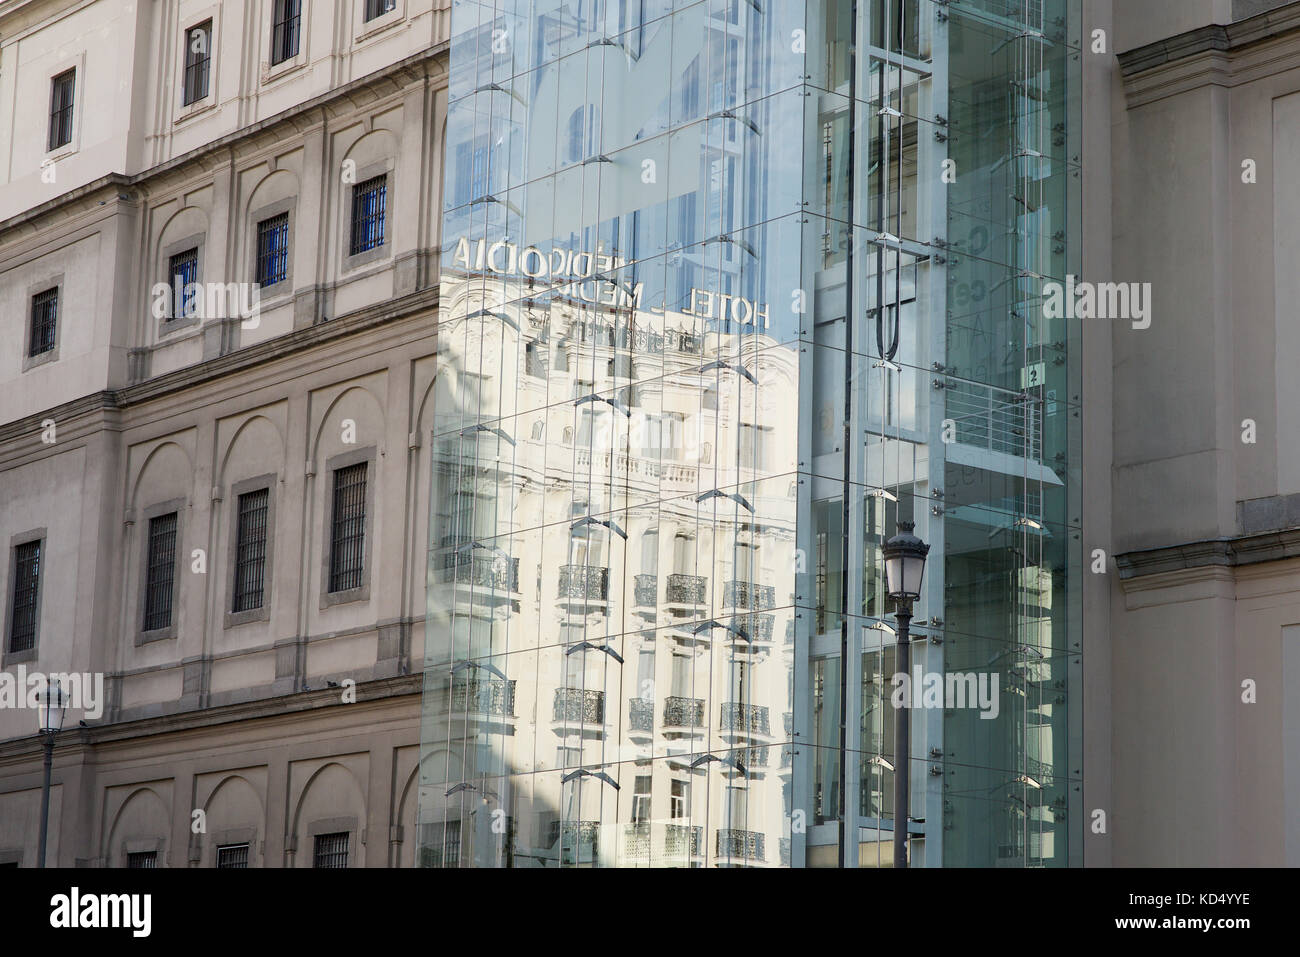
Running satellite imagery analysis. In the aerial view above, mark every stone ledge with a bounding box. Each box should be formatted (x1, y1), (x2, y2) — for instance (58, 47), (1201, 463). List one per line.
(1116, 528), (1300, 579)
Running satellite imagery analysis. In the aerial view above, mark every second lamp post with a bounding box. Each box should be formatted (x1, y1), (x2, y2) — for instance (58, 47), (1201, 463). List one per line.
(881, 521), (929, 869)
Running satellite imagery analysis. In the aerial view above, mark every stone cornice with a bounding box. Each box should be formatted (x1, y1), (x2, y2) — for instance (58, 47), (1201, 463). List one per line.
(1118, 1), (1300, 79)
(0, 285), (438, 448)
(1115, 527), (1300, 580)
(0, 42), (449, 237)
(0, 673), (422, 764)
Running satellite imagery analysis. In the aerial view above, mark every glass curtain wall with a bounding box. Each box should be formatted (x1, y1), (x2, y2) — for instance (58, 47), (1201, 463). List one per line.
(419, 0), (1080, 868)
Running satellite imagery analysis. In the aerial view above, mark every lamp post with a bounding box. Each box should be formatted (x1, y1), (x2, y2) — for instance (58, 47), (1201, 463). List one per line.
(36, 680), (67, 868)
(881, 521), (929, 869)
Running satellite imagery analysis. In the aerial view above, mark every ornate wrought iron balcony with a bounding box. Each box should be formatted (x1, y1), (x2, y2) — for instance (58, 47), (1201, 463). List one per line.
(665, 824), (703, 857)
(737, 745), (769, 768)
(549, 820), (600, 856)
(440, 552), (520, 592)
(720, 702), (770, 735)
(628, 698), (654, 732)
(662, 696), (705, 728)
(716, 828), (764, 861)
(449, 677), (516, 717)
(729, 613), (774, 641)
(558, 564), (609, 600)
(553, 687), (605, 723)
(622, 822), (651, 857)
(723, 580), (775, 610)
(665, 573), (707, 604)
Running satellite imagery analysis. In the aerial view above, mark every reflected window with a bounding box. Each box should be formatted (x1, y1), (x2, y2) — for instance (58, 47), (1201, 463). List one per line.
(670, 779), (690, 819)
(631, 775), (651, 823)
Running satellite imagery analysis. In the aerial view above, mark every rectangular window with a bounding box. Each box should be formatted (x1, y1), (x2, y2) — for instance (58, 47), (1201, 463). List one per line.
(29, 289), (58, 357)
(454, 137), (490, 206)
(216, 844), (249, 868)
(312, 832), (348, 868)
(256, 213), (289, 287)
(233, 489), (270, 612)
(48, 69), (75, 150)
(739, 423), (772, 469)
(127, 851), (157, 869)
(9, 540), (41, 654)
(183, 21), (212, 104)
(144, 513), (178, 632)
(364, 0), (397, 21)
(631, 775), (652, 823)
(349, 175), (388, 255)
(168, 248), (199, 320)
(670, 779), (689, 819)
(270, 0), (302, 65)
(328, 464), (367, 593)
(419, 821), (460, 868)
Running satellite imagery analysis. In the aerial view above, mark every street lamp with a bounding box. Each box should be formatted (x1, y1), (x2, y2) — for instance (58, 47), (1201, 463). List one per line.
(36, 680), (67, 868)
(881, 520), (929, 869)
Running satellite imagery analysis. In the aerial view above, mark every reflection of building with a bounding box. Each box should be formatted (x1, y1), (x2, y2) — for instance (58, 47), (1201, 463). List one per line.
(419, 0), (1083, 867)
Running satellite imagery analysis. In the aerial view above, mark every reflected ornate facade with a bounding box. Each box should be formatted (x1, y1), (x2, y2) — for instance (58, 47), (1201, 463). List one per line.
(419, 0), (1082, 867)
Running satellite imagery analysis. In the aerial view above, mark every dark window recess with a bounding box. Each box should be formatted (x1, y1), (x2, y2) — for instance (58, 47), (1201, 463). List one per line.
(168, 248), (199, 320)
(183, 21), (212, 105)
(454, 137), (490, 206)
(127, 852), (158, 869)
(9, 540), (41, 654)
(256, 213), (289, 287)
(216, 844), (249, 868)
(48, 69), (75, 150)
(29, 289), (58, 357)
(349, 175), (388, 255)
(313, 832), (348, 868)
(328, 464), (367, 592)
(270, 0), (302, 65)
(364, 0), (397, 21)
(233, 489), (270, 612)
(144, 513), (178, 632)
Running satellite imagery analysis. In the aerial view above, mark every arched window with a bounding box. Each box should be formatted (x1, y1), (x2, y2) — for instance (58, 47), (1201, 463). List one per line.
(565, 105), (601, 164)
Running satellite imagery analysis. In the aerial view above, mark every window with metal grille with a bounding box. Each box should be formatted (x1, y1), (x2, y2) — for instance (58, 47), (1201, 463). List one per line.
(48, 69), (75, 150)
(313, 832), (348, 868)
(183, 21), (212, 105)
(349, 175), (387, 255)
(9, 541), (41, 654)
(216, 843), (249, 868)
(364, 0), (397, 21)
(29, 289), (58, 357)
(168, 248), (199, 320)
(144, 513), (178, 631)
(256, 213), (289, 287)
(127, 851), (157, 868)
(233, 489), (270, 612)
(328, 464), (366, 592)
(270, 0), (301, 65)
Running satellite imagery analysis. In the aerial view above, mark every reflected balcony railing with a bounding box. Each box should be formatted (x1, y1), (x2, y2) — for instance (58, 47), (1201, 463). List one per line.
(729, 613), (774, 643)
(633, 574), (657, 609)
(665, 573), (707, 605)
(780, 837), (791, 867)
(783, 712), (793, 736)
(553, 688), (605, 723)
(438, 549), (520, 593)
(623, 822), (651, 858)
(723, 581), (775, 610)
(557, 565), (609, 601)
(737, 745), (769, 768)
(449, 677), (516, 717)
(548, 820), (600, 860)
(573, 448), (698, 491)
(628, 698), (654, 733)
(665, 824), (703, 857)
(662, 696), (705, 728)
(716, 828), (765, 861)
(720, 702), (770, 736)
